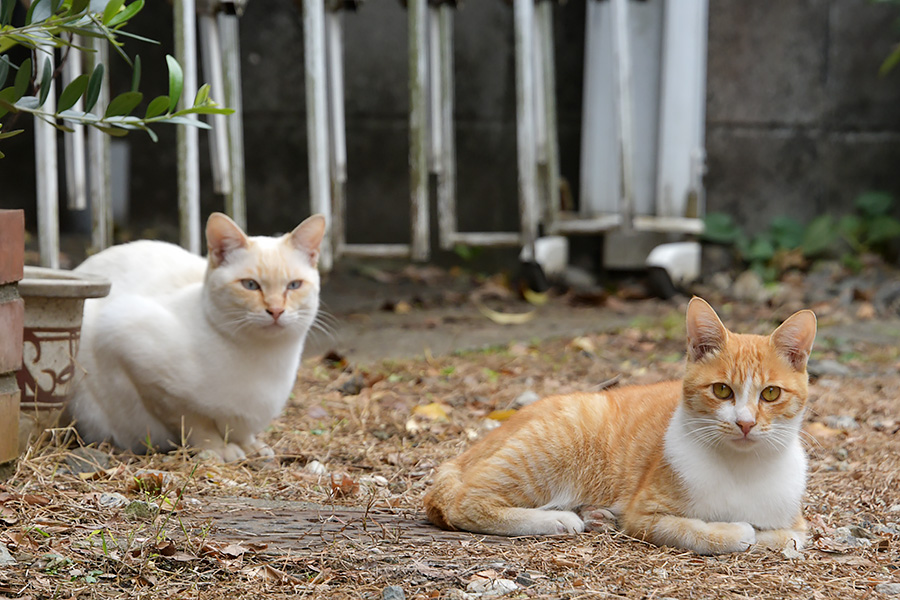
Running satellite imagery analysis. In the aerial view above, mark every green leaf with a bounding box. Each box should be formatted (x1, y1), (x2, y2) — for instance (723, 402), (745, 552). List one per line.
(106, 0), (144, 27)
(84, 63), (104, 112)
(171, 105), (234, 117)
(165, 54), (183, 113)
(0, 88), (19, 113)
(101, 0), (125, 25)
(68, 0), (91, 15)
(746, 235), (775, 262)
(0, 128), (24, 140)
(160, 115), (211, 129)
(769, 216), (805, 250)
(855, 191), (894, 218)
(879, 44), (900, 77)
(801, 215), (838, 257)
(700, 212), (743, 245)
(57, 73), (89, 112)
(94, 125), (129, 137)
(1, 0), (15, 25)
(131, 55), (141, 92)
(37, 57), (52, 106)
(145, 95), (169, 118)
(25, 0), (46, 25)
(864, 216), (900, 246)
(0, 56), (10, 88)
(193, 83), (210, 106)
(104, 90), (142, 117)
(13, 57), (31, 102)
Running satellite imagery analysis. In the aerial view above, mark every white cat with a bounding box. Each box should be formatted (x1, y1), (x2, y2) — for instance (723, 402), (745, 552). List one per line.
(69, 212), (325, 461)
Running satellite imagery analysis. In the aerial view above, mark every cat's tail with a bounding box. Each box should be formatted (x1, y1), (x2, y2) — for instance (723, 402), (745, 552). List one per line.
(423, 462), (464, 531)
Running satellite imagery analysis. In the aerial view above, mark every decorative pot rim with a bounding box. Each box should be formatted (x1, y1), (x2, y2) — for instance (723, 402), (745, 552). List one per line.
(20, 266), (111, 299)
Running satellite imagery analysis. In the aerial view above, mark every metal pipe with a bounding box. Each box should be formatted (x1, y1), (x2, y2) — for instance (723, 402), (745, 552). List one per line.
(338, 243), (411, 258)
(436, 4), (456, 251)
(427, 5), (442, 174)
(409, 0), (429, 261)
(536, 1), (560, 230)
(610, 0), (636, 230)
(62, 40), (87, 211)
(87, 39), (112, 252)
(513, 0), (537, 251)
(325, 7), (347, 259)
(199, 12), (232, 196)
(175, 0), (201, 254)
(304, 0), (332, 270)
(34, 46), (59, 268)
(218, 13), (247, 230)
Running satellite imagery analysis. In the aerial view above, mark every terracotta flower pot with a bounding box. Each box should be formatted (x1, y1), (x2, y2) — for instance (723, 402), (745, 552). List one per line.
(15, 266), (110, 451)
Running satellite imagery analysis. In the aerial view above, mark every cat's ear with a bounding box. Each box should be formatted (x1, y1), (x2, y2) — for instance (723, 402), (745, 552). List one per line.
(288, 214), (327, 267)
(206, 212), (250, 267)
(685, 297), (728, 361)
(771, 310), (817, 371)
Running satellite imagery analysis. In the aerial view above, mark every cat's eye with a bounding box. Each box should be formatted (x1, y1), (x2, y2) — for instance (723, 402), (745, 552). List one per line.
(286, 280), (303, 291)
(712, 383), (734, 400)
(240, 279), (261, 291)
(761, 386), (782, 402)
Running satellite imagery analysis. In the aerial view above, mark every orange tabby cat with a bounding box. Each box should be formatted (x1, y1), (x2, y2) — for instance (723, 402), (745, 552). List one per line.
(424, 298), (817, 554)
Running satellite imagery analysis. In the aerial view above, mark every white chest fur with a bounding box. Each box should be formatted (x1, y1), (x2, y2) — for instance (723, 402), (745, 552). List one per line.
(663, 407), (807, 530)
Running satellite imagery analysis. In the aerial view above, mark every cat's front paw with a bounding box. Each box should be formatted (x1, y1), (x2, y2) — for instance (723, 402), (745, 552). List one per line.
(732, 521), (757, 552)
(195, 443), (247, 463)
(580, 506), (618, 533)
(754, 528), (806, 552)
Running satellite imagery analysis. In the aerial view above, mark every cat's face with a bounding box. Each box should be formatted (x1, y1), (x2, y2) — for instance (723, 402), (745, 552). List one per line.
(681, 298), (817, 454)
(202, 213), (326, 339)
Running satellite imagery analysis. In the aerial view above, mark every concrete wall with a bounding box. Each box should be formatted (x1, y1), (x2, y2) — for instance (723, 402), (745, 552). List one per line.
(0, 0), (899, 248)
(705, 0), (900, 231)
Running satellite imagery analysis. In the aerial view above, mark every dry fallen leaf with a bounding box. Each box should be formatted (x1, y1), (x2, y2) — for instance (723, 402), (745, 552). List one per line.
(487, 409), (517, 421)
(330, 473), (359, 498)
(412, 402), (450, 422)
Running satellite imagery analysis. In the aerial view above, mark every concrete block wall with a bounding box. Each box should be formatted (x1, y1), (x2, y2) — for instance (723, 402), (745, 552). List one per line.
(0, 209), (24, 463)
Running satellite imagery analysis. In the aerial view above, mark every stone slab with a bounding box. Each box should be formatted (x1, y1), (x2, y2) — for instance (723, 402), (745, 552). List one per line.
(0, 296), (23, 374)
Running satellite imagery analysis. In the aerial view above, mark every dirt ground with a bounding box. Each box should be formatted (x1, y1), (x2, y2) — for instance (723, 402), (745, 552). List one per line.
(2, 264), (900, 599)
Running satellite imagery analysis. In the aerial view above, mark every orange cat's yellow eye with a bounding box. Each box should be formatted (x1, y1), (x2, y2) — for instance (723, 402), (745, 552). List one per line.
(761, 386), (781, 402)
(712, 383), (733, 399)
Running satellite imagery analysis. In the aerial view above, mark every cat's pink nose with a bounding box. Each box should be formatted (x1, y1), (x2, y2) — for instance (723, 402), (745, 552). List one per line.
(267, 307), (284, 321)
(736, 420), (755, 436)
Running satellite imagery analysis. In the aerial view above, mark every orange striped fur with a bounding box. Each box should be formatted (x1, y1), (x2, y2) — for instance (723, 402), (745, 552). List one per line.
(424, 298), (817, 554)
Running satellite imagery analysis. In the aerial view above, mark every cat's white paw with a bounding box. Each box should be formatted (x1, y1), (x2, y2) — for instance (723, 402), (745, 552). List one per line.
(580, 506), (618, 533)
(733, 521), (757, 551)
(754, 528), (806, 552)
(221, 443), (247, 463)
(535, 510), (585, 535)
(195, 443), (247, 463)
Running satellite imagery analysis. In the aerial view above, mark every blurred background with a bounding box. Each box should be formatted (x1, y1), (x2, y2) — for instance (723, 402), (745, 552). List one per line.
(1, 0), (899, 273)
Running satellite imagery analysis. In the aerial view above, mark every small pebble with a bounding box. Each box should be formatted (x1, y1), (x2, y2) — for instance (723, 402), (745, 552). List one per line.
(808, 359), (852, 378)
(382, 585), (406, 600)
(305, 460), (327, 475)
(824, 415), (860, 431)
(467, 578), (518, 596)
(98, 492), (129, 509)
(834, 448), (849, 461)
(876, 583), (900, 595)
(513, 390), (540, 408)
(0, 542), (16, 567)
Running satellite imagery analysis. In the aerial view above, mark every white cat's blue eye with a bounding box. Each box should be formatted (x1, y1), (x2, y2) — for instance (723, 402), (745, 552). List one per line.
(287, 280), (303, 291)
(240, 279), (261, 291)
